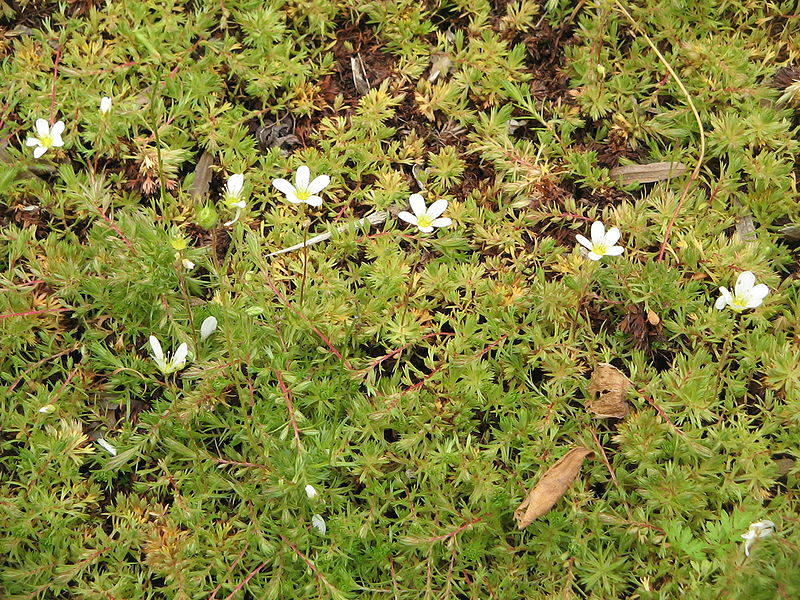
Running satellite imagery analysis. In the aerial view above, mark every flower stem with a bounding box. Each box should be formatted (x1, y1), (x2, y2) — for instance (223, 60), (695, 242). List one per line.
(300, 205), (309, 306)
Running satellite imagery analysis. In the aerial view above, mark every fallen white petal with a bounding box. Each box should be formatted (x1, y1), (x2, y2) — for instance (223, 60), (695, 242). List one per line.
(96, 437), (118, 456)
(311, 514), (326, 534)
(200, 316), (218, 340)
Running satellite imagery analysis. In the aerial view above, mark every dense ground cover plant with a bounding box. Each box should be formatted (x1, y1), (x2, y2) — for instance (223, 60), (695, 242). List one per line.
(1, 0), (799, 598)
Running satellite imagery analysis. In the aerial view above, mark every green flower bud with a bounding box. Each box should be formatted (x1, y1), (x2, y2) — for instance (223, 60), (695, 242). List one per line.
(196, 204), (219, 229)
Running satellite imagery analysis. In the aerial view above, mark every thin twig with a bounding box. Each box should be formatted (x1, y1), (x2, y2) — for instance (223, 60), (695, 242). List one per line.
(612, 1), (706, 262)
(49, 47), (62, 123)
(0, 307), (69, 320)
(221, 561), (268, 600)
(274, 367), (302, 449)
(266, 210), (391, 257)
(208, 547), (248, 600)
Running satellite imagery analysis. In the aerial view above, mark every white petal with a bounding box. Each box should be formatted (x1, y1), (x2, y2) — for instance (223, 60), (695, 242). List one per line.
(305, 484), (318, 499)
(35, 118), (49, 137)
(96, 437), (117, 456)
(604, 226), (621, 246)
(99, 97), (112, 113)
(758, 520), (776, 529)
(148, 336), (164, 362)
(605, 246), (624, 256)
(409, 193), (427, 216)
(223, 209), (242, 226)
(311, 514), (326, 534)
(171, 343), (189, 370)
(715, 288), (731, 310)
(419, 225), (434, 233)
(51, 133), (64, 147)
(50, 120), (65, 137)
(38, 404), (56, 413)
(200, 316), (218, 340)
(587, 252), (603, 261)
(33, 146), (47, 158)
(426, 199), (448, 219)
(397, 211), (418, 225)
(227, 173), (244, 197)
(431, 217), (452, 228)
(590, 221), (605, 242)
(748, 284), (769, 301)
(575, 234), (593, 251)
(307, 174), (330, 195)
(25, 137), (40, 147)
(272, 178), (296, 196)
(735, 271), (756, 296)
(304, 195), (323, 207)
(295, 165), (310, 190)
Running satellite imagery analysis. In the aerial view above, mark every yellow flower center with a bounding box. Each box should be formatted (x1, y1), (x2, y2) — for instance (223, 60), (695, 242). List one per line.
(417, 214), (433, 228)
(40, 134), (53, 148)
(592, 243), (607, 256)
(730, 295), (748, 310)
(296, 188), (311, 202)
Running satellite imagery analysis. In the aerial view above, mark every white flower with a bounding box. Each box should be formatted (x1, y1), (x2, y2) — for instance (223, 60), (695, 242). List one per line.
(200, 316), (218, 341)
(741, 519), (775, 556)
(715, 271), (769, 312)
(25, 119), (65, 158)
(99, 96), (112, 114)
(148, 335), (189, 374)
(222, 173), (246, 226)
(272, 165), (330, 207)
(575, 221), (624, 260)
(305, 484), (318, 499)
(311, 514), (326, 534)
(397, 194), (452, 233)
(96, 437), (118, 456)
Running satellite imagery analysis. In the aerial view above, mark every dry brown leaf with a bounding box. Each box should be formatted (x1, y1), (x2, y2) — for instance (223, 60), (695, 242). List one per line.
(351, 55), (370, 96)
(587, 363), (631, 419)
(428, 52), (452, 82)
(514, 447), (593, 528)
(188, 151), (214, 200)
(609, 161), (687, 185)
(646, 310), (660, 326)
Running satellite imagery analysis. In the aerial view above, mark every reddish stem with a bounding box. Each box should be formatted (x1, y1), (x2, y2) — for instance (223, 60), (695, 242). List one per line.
(274, 367), (302, 448)
(0, 307), (69, 319)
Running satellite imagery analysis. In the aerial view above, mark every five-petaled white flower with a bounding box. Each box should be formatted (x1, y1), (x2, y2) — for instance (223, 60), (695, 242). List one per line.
(575, 221), (624, 261)
(222, 173), (246, 225)
(715, 271), (769, 312)
(397, 194), (452, 233)
(26, 119), (65, 158)
(272, 165), (329, 207)
(741, 519), (775, 556)
(148, 335), (189, 374)
(99, 96), (112, 114)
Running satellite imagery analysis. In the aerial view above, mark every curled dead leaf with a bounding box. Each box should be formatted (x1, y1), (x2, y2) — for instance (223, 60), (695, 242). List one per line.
(609, 161), (687, 185)
(514, 447), (593, 528)
(587, 363), (631, 419)
(351, 54), (370, 96)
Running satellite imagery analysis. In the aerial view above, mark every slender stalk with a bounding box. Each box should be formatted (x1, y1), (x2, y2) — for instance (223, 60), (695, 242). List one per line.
(299, 205), (309, 305)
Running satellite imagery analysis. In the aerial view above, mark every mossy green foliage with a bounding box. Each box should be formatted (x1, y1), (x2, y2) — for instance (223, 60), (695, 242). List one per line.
(1, 0), (799, 598)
